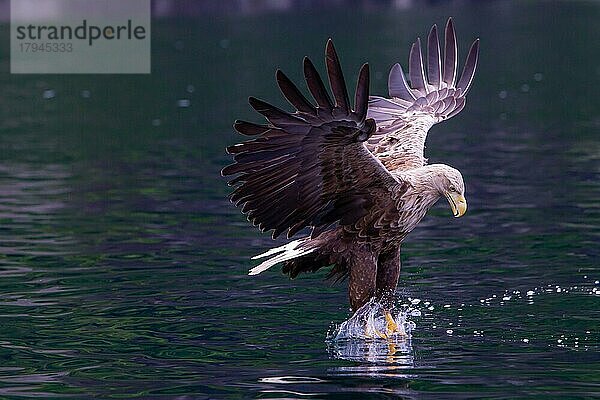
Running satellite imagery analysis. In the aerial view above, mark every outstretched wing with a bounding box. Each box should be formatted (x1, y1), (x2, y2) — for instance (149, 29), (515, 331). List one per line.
(222, 40), (406, 239)
(367, 18), (480, 171)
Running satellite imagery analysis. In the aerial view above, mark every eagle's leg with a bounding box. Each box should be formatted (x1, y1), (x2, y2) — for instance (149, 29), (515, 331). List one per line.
(348, 245), (385, 338)
(348, 245), (378, 312)
(377, 247), (402, 335)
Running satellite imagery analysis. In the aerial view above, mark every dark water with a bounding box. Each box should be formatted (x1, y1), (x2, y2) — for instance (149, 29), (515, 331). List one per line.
(0, 1), (599, 398)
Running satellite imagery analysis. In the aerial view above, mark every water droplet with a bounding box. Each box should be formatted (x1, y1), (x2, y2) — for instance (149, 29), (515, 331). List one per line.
(177, 99), (190, 108)
(533, 73), (543, 81)
(443, 304), (450, 308)
(81, 90), (91, 98)
(446, 329), (453, 335)
(502, 296), (511, 301)
(186, 84), (195, 93)
(43, 89), (56, 99)
(498, 90), (508, 99)
(151, 119), (161, 127)
(527, 290), (534, 296)
(520, 84), (530, 92)
(523, 338), (529, 343)
(410, 298), (421, 305)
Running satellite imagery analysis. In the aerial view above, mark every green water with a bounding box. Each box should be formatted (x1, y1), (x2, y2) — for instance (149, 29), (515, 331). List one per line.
(0, 1), (599, 398)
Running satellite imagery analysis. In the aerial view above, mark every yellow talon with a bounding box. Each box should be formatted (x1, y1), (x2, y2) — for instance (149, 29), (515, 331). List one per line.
(385, 311), (399, 334)
(365, 321), (388, 339)
(374, 327), (388, 339)
(363, 312), (400, 339)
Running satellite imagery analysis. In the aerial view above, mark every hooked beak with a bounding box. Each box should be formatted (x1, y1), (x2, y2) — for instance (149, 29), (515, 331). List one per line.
(445, 192), (467, 218)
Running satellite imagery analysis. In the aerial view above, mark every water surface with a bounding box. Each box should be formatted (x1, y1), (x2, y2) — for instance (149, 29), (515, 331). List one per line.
(0, 1), (599, 398)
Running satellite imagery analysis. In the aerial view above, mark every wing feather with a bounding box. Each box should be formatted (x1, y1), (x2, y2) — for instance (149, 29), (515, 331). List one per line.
(443, 18), (458, 87)
(303, 57), (334, 110)
(427, 24), (442, 88)
(354, 63), (370, 120)
(388, 63), (416, 101)
(456, 39), (480, 96)
(224, 40), (404, 239)
(232, 120), (272, 136)
(276, 70), (317, 116)
(367, 18), (480, 172)
(409, 39), (427, 94)
(325, 39), (351, 113)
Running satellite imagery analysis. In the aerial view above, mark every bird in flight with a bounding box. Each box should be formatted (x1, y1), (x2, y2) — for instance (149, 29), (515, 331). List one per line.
(222, 18), (479, 337)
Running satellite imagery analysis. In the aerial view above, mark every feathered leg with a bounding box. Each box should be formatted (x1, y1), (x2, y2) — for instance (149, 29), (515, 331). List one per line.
(376, 247), (402, 335)
(376, 247), (401, 305)
(348, 245), (389, 339)
(348, 245), (378, 312)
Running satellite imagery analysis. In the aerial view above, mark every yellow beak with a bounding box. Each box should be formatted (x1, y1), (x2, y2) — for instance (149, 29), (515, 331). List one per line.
(446, 192), (467, 218)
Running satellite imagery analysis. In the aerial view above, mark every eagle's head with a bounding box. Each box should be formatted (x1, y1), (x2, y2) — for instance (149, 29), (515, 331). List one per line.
(429, 164), (467, 218)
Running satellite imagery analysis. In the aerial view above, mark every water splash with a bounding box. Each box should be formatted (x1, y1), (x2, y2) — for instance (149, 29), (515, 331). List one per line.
(326, 299), (417, 364)
(328, 299), (416, 340)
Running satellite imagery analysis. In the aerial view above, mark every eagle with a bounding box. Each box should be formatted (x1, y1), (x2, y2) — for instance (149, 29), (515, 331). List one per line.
(222, 18), (479, 336)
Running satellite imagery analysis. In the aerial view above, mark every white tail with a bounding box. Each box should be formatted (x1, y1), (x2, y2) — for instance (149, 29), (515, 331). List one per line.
(248, 238), (316, 276)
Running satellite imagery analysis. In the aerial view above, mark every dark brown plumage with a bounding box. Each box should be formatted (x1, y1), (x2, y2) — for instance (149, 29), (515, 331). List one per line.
(223, 40), (405, 243)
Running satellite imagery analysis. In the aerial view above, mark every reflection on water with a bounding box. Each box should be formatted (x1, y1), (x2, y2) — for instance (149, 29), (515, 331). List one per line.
(328, 338), (414, 366)
(0, 1), (599, 398)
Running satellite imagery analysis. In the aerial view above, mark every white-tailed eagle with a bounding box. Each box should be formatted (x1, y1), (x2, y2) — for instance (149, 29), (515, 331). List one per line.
(222, 18), (479, 336)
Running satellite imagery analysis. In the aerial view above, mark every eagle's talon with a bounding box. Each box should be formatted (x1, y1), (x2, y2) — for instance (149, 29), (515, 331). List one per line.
(374, 327), (389, 340)
(364, 321), (388, 339)
(385, 311), (400, 335)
